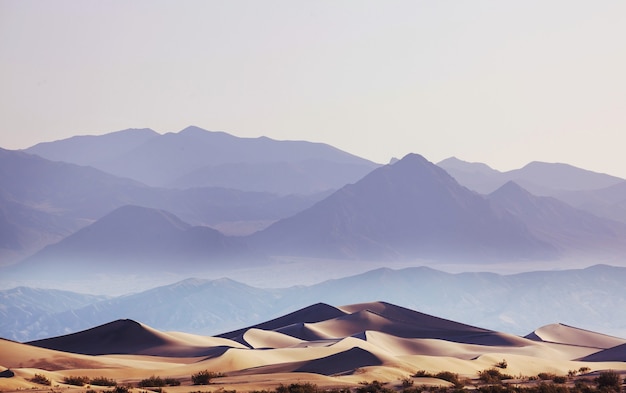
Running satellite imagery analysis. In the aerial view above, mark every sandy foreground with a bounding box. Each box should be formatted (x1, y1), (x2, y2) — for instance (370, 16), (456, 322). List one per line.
(2, 302), (626, 392)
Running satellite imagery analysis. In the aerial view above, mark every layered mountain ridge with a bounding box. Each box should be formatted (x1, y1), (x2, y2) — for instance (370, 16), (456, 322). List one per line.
(6, 148), (626, 281)
(26, 126), (379, 193)
(4, 264), (626, 342)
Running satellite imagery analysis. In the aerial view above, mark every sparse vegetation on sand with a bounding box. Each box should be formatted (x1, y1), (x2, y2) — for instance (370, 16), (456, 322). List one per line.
(137, 375), (181, 387)
(28, 373), (51, 385)
(411, 371), (465, 388)
(62, 375), (91, 386)
(478, 368), (515, 384)
(90, 376), (118, 387)
(191, 370), (226, 385)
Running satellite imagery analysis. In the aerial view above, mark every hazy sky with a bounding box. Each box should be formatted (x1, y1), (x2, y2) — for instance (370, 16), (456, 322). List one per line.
(2, 1), (626, 176)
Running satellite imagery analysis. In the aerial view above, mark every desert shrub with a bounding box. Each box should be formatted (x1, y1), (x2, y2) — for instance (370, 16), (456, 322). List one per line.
(578, 367), (591, 375)
(477, 386), (514, 393)
(434, 371), (462, 387)
(91, 376), (117, 386)
(401, 377), (415, 388)
(478, 368), (514, 384)
(137, 375), (165, 388)
(538, 373), (557, 381)
(63, 375), (90, 386)
(537, 382), (570, 393)
(495, 359), (508, 369)
(595, 370), (621, 392)
(413, 370), (433, 377)
(29, 373), (51, 385)
(111, 386), (131, 393)
(552, 376), (567, 384)
(276, 383), (319, 393)
(139, 376), (166, 387)
(164, 378), (180, 386)
(572, 380), (596, 393)
(191, 370), (225, 385)
(356, 380), (395, 393)
(137, 376), (179, 387)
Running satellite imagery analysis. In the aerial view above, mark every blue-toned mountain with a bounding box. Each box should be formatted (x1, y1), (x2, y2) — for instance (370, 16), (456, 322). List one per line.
(251, 153), (557, 261)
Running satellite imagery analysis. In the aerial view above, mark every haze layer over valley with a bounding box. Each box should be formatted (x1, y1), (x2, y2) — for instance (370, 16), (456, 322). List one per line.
(3, 127), (626, 290)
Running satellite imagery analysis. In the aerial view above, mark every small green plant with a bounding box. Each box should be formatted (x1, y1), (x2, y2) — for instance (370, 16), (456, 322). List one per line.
(62, 376), (90, 386)
(29, 373), (51, 386)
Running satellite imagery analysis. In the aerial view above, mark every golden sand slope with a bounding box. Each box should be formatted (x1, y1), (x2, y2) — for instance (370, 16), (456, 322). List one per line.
(2, 301), (626, 392)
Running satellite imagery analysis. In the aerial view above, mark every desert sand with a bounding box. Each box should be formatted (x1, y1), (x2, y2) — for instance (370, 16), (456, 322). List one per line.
(2, 301), (626, 392)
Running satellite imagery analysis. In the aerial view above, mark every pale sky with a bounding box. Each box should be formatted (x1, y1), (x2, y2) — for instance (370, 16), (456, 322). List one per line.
(1, 1), (626, 177)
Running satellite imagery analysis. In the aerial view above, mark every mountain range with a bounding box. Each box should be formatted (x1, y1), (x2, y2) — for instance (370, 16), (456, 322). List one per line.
(4, 264), (626, 342)
(438, 156), (625, 195)
(0, 146), (330, 265)
(3, 129), (626, 282)
(249, 153), (559, 261)
(439, 156), (626, 225)
(26, 126), (379, 194)
(3, 127), (626, 387)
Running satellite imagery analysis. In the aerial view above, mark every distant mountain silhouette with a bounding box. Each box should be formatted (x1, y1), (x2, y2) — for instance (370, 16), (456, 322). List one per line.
(168, 159), (377, 195)
(0, 194), (75, 265)
(507, 161), (624, 193)
(13, 205), (254, 278)
(0, 286), (108, 342)
(438, 157), (624, 195)
(26, 126), (379, 194)
(489, 181), (626, 254)
(437, 157), (504, 194)
(0, 147), (328, 264)
(25, 128), (159, 167)
(251, 153), (557, 261)
(6, 264), (626, 341)
(0, 147), (152, 261)
(555, 181), (626, 225)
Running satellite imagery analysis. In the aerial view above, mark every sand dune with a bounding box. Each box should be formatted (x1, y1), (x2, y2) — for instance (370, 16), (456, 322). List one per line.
(243, 328), (305, 349)
(3, 301), (626, 393)
(218, 303), (347, 341)
(27, 319), (245, 357)
(579, 343), (626, 362)
(526, 323), (626, 349)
